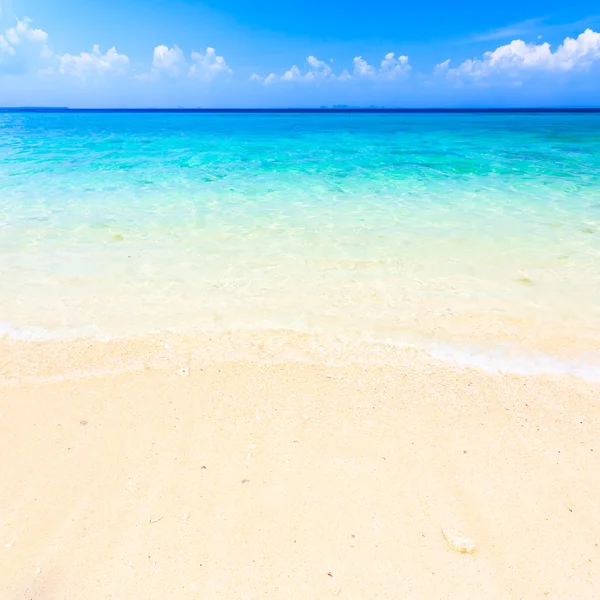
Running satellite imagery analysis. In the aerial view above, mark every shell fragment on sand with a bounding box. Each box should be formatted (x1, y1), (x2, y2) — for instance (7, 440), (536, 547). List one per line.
(148, 516), (163, 524)
(442, 528), (476, 554)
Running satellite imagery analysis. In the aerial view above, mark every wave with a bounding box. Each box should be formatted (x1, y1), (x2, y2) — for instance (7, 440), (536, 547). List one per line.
(425, 342), (600, 382)
(1, 320), (598, 383)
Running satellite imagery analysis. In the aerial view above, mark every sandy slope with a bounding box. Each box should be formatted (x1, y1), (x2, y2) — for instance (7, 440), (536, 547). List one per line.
(1, 358), (599, 599)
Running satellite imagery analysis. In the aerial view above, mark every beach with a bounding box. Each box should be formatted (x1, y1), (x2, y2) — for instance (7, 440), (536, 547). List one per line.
(2, 335), (600, 599)
(2, 110), (600, 597)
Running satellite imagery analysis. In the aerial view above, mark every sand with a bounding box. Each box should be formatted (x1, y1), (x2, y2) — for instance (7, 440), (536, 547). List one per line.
(1, 337), (600, 599)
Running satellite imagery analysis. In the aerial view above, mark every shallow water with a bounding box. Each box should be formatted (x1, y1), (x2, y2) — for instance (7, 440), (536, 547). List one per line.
(1, 112), (599, 373)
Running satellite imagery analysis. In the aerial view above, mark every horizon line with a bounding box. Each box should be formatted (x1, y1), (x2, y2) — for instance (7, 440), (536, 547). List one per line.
(2, 107), (600, 114)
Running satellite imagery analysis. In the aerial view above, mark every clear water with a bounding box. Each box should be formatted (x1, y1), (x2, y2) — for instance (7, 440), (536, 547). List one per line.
(1, 112), (599, 370)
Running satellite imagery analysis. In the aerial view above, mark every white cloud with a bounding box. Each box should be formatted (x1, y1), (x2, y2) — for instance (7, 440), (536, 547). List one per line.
(256, 55), (350, 84)
(0, 16), (50, 73)
(281, 65), (303, 82)
(2, 12), (230, 85)
(434, 59), (450, 76)
(152, 44), (186, 77)
(254, 52), (410, 84)
(188, 47), (231, 80)
(306, 55), (332, 77)
(555, 29), (600, 69)
(379, 52), (411, 77)
(440, 28), (600, 81)
(147, 44), (230, 81)
(352, 56), (375, 77)
(353, 52), (411, 79)
(1, 15), (132, 80)
(59, 45), (130, 78)
(5, 16), (48, 45)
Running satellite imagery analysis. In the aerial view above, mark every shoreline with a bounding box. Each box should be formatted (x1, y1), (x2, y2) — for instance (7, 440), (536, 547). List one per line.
(2, 327), (599, 386)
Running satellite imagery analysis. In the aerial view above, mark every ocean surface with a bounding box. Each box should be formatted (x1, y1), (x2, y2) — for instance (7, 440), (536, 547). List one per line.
(1, 111), (599, 376)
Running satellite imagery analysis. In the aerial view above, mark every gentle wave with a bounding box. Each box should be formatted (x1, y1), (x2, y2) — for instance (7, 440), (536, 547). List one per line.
(1, 320), (599, 383)
(425, 342), (600, 382)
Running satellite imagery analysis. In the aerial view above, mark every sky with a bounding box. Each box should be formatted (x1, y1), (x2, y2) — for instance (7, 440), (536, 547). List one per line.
(1, 0), (600, 107)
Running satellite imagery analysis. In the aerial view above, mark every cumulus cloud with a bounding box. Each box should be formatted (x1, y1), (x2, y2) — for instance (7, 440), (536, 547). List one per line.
(7, 6), (600, 100)
(0, 16), (50, 73)
(438, 28), (600, 81)
(58, 45), (130, 78)
(353, 52), (411, 79)
(147, 44), (230, 81)
(188, 47), (231, 80)
(280, 64), (303, 82)
(379, 52), (410, 77)
(263, 72), (279, 84)
(352, 56), (375, 77)
(5, 16), (48, 45)
(253, 52), (410, 84)
(1, 14), (131, 79)
(152, 44), (186, 77)
(254, 55), (353, 84)
(2, 12), (230, 85)
(433, 59), (451, 76)
(306, 55), (332, 77)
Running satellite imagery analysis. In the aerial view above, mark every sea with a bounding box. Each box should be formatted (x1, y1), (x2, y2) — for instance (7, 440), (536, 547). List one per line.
(1, 110), (599, 379)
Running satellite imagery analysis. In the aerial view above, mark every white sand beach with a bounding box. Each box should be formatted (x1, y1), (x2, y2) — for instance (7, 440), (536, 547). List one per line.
(2, 336), (599, 599)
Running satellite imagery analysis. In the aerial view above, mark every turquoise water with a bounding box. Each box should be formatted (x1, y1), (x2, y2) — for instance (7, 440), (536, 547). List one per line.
(1, 112), (600, 369)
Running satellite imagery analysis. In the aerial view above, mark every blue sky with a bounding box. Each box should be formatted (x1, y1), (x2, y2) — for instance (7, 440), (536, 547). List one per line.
(1, 0), (600, 107)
